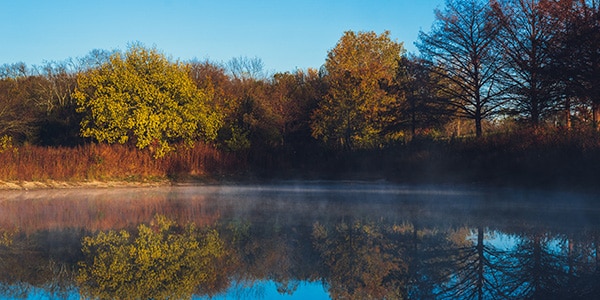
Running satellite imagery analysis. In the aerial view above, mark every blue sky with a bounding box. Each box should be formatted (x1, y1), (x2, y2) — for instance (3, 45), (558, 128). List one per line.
(1, 0), (444, 73)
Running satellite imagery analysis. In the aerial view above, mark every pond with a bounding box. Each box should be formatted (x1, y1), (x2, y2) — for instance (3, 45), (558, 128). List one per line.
(0, 182), (599, 299)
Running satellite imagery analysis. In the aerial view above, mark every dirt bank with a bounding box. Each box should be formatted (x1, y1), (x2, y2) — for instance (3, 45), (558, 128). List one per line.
(0, 179), (171, 191)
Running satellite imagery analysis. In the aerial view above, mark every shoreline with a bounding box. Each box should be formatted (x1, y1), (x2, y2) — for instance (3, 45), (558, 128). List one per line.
(1, 175), (598, 194)
(0, 179), (173, 191)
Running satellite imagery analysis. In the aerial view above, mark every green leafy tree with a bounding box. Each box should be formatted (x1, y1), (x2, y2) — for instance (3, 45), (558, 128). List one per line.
(311, 31), (404, 150)
(77, 215), (230, 300)
(73, 45), (222, 157)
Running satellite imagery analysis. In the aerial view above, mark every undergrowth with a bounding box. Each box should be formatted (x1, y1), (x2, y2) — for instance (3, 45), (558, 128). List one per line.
(0, 142), (241, 182)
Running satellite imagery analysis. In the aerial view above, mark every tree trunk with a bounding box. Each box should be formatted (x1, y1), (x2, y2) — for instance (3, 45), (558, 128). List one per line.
(531, 97), (539, 128)
(568, 238), (573, 277)
(593, 102), (600, 131)
(532, 234), (542, 298)
(411, 108), (416, 138)
(475, 117), (483, 138)
(475, 106), (483, 138)
(344, 109), (353, 150)
(565, 97), (571, 130)
(595, 234), (600, 273)
(476, 226), (485, 300)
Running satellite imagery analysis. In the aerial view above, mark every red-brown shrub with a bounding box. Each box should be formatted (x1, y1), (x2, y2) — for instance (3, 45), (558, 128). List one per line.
(0, 142), (241, 182)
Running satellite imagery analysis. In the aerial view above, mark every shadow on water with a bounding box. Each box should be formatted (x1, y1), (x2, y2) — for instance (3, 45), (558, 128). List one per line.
(1, 182), (600, 299)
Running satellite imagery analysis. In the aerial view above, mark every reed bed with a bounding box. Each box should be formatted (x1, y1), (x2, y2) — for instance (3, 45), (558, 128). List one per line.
(0, 142), (241, 182)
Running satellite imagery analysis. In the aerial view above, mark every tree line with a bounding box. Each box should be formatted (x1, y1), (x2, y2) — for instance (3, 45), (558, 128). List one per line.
(419, 0), (600, 138)
(0, 0), (598, 159)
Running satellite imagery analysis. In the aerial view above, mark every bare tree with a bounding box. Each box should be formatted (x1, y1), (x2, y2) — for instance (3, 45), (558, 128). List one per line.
(0, 77), (36, 139)
(396, 55), (454, 138)
(77, 49), (114, 71)
(546, 0), (600, 129)
(492, 0), (563, 127)
(33, 60), (79, 113)
(0, 62), (30, 79)
(226, 56), (267, 81)
(418, 0), (506, 137)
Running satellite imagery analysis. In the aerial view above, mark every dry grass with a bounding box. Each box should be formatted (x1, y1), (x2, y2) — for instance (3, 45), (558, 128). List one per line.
(2, 127), (598, 187)
(0, 142), (241, 182)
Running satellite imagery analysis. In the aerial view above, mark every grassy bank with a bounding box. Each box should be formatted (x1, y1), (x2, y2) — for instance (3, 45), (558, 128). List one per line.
(0, 142), (241, 184)
(1, 129), (599, 189)
(246, 128), (600, 189)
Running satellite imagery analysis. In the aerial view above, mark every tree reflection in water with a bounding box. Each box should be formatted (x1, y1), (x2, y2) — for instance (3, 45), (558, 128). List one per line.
(1, 186), (600, 299)
(77, 215), (231, 300)
(0, 227), (78, 299)
(312, 220), (407, 299)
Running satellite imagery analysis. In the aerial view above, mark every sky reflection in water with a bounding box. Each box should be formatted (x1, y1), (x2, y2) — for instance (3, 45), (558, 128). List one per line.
(0, 182), (599, 299)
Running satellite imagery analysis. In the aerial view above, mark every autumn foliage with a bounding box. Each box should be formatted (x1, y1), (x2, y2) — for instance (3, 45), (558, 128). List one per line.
(0, 0), (599, 186)
(74, 45), (222, 158)
(0, 142), (240, 182)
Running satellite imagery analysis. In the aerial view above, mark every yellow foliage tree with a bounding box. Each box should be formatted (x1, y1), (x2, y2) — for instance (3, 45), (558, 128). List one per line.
(311, 31), (404, 150)
(73, 44), (222, 158)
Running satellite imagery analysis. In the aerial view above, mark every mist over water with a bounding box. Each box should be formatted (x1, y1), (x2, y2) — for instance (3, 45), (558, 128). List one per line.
(1, 182), (599, 299)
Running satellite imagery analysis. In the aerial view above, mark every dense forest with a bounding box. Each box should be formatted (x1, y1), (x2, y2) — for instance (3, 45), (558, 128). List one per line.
(0, 0), (599, 186)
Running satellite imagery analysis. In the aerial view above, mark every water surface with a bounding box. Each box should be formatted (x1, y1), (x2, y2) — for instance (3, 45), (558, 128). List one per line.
(0, 182), (599, 299)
